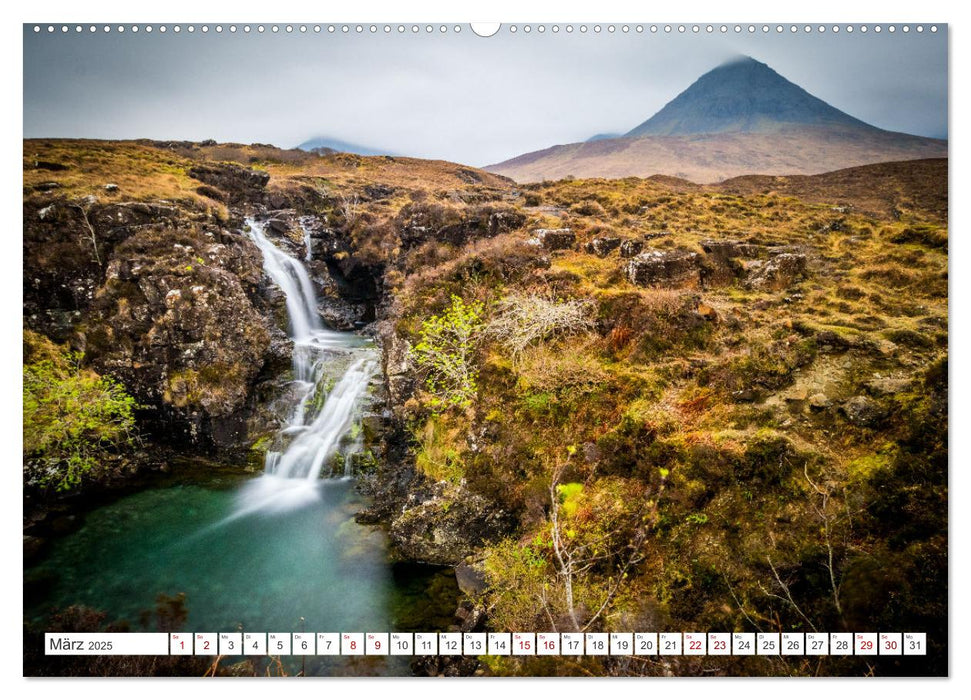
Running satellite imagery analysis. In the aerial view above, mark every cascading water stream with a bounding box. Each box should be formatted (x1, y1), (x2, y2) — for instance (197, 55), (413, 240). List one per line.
(23, 219), (453, 660)
(232, 219), (378, 515)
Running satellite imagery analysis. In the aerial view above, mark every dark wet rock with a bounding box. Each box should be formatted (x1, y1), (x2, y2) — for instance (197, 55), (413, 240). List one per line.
(619, 239), (644, 257)
(253, 211), (308, 258)
(266, 217), (290, 235)
(841, 395), (888, 428)
(390, 484), (514, 566)
(361, 412), (389, 445)
(27, 309), (82, 343)
(411, 654), (480, 677)
(318, 298), (370, 330)
(263, 326), (295, 376)
(23, 568), (58, 608)
(455, 599), (488, 632)
(585, 236), (621, 257)
(33, 181), (62, 192)
(627, 248), (701, 287)
(454, 562), (489, 596)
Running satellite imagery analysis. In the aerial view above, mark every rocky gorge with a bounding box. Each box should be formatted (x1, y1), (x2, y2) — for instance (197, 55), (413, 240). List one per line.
(23, 142), (521, 661)
(23, 140), (948, 676)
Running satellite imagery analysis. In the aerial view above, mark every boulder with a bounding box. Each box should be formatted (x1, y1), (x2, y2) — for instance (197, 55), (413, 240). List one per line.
(390, 486), (513, 566)
(585, 236), (621, 257)
(317, 298), (370, 330)
(362, 183), (395, 201)
(33, 160), (69, 171)
(619, 239), (644, 258)
(746, 252), (808, 290)
(487, 209), (527, 235)
(841, 396), (888, 428)
(808, 393), (832, 411)
(454, 562), (489, 596)
(23, 535), (47, 564)
(532, 228), (575, 250)
(626, 249), (701, 287)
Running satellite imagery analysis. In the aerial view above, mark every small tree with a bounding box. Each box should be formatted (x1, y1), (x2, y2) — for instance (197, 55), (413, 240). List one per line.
(69, 195), (102, 267)
(411, 295), (484, 411)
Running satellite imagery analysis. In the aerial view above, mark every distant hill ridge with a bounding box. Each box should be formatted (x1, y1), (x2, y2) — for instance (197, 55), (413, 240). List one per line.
(296, 136), (394, 157)
(488, 56), (946, 184)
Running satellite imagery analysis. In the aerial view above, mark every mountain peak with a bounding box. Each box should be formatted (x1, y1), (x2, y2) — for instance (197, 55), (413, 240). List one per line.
(719, 54), (762, 66)
(626, 57), (872, 137)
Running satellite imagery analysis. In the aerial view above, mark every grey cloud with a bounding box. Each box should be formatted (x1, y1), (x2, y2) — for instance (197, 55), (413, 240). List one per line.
(23, 25), (948, 166)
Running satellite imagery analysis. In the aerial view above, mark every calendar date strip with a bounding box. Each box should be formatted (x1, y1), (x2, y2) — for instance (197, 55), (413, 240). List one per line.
(45, 631), (926, 656)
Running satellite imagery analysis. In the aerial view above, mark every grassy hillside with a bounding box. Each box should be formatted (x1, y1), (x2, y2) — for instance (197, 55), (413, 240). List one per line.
(23, 140), (947, 676)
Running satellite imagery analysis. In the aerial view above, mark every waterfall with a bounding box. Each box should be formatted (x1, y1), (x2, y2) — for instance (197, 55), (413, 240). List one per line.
(301, 220), (314, 262)
(235, 219), (377, 514)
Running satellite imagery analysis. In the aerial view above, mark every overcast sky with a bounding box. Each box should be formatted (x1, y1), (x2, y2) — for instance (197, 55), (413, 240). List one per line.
(23, 24), (948, 166)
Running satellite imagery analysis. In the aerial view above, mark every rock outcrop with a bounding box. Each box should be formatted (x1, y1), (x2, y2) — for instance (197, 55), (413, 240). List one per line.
(746, 252), (808, 289)
(627, 249), (701, 287)
(399, 203), (526, 249)
(530, 228), (576, 250)
(187, 163), (270, 205)
(82, 226), (273, 449)
(619, 239), (645, 258)
(389, 483), (514, 566)
(586, 236), (621, 257)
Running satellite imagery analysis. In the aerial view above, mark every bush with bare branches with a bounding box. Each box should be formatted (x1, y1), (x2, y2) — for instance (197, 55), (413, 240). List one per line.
(487, 293), (596, 359)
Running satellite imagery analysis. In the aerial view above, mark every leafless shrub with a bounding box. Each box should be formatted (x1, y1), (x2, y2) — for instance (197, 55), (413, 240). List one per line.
(337, 191), (360, 227)
(487, 293), (597, 358)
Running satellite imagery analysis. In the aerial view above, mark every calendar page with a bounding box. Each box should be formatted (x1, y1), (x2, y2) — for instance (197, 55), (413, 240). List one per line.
(20, 6), (949, 682)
